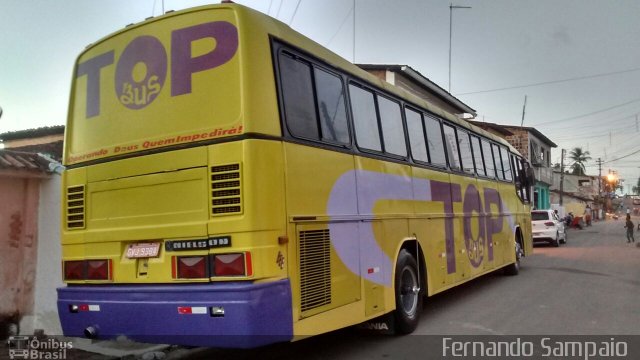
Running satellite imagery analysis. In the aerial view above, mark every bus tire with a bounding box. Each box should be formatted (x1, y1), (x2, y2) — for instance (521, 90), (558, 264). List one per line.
(503, 240), (522, 276)
(393, 249), (423, 334)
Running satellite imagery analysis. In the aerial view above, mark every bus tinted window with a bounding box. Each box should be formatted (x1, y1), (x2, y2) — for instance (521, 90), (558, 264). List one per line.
(377, 96), (406, 156)
(482, 139), (496, 177)
(349, 85), (381, 151)
(314, 68), (349, 144)
(279, 54), (318, 139)
(443, 124), (460, 171)
(471, 135), (486, 176)
(424, 116), (446, 166)
(492, 143), (505, 179)
(457, 129), (474, 173)
(500, 146), (513, 181)
(405, 108), (428, 163)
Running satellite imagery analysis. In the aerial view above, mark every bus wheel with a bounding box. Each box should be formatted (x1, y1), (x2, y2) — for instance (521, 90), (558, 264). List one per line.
(393, 249), (423, 334)
(503, 241), (522, 276)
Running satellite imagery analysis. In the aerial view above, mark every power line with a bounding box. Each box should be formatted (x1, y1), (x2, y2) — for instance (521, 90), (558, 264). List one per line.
(288, 0), (303, 25)
(325, 5), (354, 46)
(455, 66), (640, 96)
(532, 96), (640, 127)
(602, 148), (640, 164)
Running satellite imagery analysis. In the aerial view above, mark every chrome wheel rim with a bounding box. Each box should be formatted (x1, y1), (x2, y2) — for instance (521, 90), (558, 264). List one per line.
(400, 265), (419, 316)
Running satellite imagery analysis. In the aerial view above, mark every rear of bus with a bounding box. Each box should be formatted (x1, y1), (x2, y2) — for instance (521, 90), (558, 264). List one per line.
(57, 4), (291, 348)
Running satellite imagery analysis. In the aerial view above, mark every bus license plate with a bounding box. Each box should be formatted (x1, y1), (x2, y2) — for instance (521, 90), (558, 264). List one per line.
(126, 243), (160, 259)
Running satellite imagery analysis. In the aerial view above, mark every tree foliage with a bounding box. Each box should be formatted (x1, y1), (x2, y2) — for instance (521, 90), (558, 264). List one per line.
(568, 147), (591, 176)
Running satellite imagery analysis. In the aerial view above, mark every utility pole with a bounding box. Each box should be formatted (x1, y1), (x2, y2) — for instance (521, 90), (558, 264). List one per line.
(597, 158), (603, 200)
(448, 3), (471, 92)
(520, 95), (527, 127)
(560, 149), (565, 206)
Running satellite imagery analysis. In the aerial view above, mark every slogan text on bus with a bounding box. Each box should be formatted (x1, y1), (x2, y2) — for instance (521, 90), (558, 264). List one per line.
(76, 21), (238, 118)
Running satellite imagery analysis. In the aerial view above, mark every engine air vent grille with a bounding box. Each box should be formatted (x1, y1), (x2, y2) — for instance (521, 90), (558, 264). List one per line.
(299, 229), (332, 313)
(66, 185), (85, 229)
(211, 164), (242, 216)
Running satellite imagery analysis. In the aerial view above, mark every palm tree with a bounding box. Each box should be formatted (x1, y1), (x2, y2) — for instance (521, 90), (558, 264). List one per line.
(568, 147), (591, 176)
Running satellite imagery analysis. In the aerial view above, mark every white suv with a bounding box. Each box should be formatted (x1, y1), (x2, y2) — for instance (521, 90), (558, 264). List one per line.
(531, 210), (567, 247)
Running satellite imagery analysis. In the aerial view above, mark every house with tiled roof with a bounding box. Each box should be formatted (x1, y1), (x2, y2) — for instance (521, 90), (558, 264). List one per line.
(0, 127), (64, 338)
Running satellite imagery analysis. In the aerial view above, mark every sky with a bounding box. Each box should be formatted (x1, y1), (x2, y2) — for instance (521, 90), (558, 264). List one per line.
(1, 0), (639, 191)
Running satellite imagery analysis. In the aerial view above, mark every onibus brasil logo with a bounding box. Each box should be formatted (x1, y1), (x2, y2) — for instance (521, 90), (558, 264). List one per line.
(7, 336), (72, 360)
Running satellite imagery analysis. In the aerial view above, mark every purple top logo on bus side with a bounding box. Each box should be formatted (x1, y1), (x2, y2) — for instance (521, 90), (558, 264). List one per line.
(327, 170), (515, 286)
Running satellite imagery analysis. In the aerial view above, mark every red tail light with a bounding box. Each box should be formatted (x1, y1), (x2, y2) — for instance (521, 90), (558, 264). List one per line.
(212, 253), (247, 276)
(64, 259), (112, 281)
(87, 260), (111, 280)
(544, 221), (555, 227)
(176, 256), (208, 279)
(64, 260), (85, 280)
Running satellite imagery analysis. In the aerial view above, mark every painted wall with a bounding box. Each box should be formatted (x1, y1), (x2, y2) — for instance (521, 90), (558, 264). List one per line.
(0, 176), (40, 335)
(20, 174), (62, 335)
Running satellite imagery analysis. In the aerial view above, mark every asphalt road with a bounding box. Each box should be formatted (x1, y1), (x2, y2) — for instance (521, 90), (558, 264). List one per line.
(175, 217), (640, 360)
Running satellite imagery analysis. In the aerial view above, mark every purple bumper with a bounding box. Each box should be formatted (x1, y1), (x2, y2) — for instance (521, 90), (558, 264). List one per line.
(57, 280), (293, 348)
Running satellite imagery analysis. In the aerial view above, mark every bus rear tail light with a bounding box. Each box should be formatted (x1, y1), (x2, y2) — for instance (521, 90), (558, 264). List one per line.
(87, 260), (112, 280)
(212, 252), (252, 276)
(64, 260), (85, 281)
(64, 259), (112, 281)
(176, 256), (208, 279)
(544, 221), (555, 227)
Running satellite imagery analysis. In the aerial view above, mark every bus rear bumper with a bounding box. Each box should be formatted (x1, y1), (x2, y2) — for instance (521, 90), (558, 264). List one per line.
(57, 279), (293, 348)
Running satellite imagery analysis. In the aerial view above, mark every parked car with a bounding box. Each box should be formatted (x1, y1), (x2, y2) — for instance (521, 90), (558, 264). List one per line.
(531, 210), (567, 247)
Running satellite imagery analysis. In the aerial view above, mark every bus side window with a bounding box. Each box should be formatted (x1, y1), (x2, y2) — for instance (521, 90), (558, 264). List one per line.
(457, 129), (474, 174)
(377, 95), (407, 157)
(491, 143), (505, 180)
(500, 146), (513, 182)
(349, 84), (381, 151)
(405, 108), (429, 163)
(424, 115), (447, 167)
(314, 68), (350, 144)
(470, 135), (486, 176)
(481, 139), (496, 178)
(279, 53), (319, 140)
(442, 124), (461, 171)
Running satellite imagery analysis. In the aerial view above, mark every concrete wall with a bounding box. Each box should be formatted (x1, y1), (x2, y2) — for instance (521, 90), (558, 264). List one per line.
(0, 176), (40, 337)
(19, 174), (62, 335)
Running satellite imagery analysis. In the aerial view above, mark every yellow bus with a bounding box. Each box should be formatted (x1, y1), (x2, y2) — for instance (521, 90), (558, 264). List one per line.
(57, 2), (534, 348)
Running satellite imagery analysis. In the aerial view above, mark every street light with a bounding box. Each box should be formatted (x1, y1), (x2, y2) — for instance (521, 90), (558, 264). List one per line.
(449, 3), (471, 93)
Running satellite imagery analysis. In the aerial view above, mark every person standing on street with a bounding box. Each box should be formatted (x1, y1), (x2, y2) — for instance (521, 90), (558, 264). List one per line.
(624, 214), (635, 243)
(584, 205), (592, 226)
